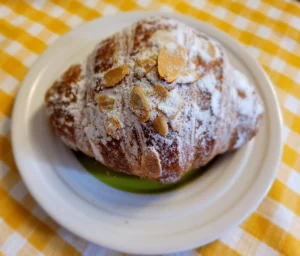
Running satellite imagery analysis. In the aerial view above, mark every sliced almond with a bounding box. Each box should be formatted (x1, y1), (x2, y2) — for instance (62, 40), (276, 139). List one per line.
(135, 58), (156, 79)
(152, 114), (168, 136)
(158, 41), (186, 83)
(208, 42), (216, 58)
(130, 86), (150, 123)
(145, 66), (177, 90)
(141, 147), (162, 178)
(98, 95), (115, 112)
(105, 116), (122, 140)
(153, 84), (168, 101)
(177, 69), (200, 84)
(103, 65), (130, 87)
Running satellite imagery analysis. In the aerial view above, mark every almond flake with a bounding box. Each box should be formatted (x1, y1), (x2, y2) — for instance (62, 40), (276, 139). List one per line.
(105, 116), (122, 140)
(130, 86), (150, 123)
(98, 95), (115, 112)
(135, 58), (156, 78)
(146, 66), (177, 90)
(153, 84), (168, 101)
(208, 42), (216, 58)
(152, 114), (168, 136)
(103, 65), (130, 87)
(141, 147), (162, 178)
(158, 41), (186, 83)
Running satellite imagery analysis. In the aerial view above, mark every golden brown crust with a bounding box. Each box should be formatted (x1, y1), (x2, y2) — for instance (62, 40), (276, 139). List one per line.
(45, 65), (81, 149)
(45, 65), (93, 157)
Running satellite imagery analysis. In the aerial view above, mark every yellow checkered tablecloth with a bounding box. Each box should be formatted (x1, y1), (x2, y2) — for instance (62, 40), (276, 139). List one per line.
(0, 0), (299, 255)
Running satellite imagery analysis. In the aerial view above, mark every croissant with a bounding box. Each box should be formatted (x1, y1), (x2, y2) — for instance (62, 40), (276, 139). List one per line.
(45, 16), (264, 183)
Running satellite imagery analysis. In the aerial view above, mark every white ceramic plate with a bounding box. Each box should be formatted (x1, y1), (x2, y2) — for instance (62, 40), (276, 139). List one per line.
(12, 11), (282, 255)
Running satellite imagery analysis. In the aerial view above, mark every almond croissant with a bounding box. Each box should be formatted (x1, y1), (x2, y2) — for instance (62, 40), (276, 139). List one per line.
(45, 17), (264, 183)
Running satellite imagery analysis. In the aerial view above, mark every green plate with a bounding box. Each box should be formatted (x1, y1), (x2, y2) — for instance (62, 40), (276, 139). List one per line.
(74, 151), (215, 194)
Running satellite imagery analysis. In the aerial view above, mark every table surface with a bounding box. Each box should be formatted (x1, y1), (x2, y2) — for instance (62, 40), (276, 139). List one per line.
(0, 0), (300, 255)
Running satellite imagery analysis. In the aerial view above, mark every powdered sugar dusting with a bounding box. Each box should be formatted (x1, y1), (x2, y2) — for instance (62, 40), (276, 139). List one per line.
(197, 72), (218, 93)
(45, 16), (264, 183)
(157, 89), (182, 117)
(165, 41), (177, 54)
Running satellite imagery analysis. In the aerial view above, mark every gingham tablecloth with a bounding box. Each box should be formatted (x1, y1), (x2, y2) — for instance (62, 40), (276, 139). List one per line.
(0, 0), (299, 255)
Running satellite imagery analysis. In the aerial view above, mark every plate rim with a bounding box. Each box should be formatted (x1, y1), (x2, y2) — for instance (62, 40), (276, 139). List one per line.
(11, 11), (283, 254)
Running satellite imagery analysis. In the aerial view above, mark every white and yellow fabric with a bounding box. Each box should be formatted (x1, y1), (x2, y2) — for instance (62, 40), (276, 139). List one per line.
(0, 0), (300, 255)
